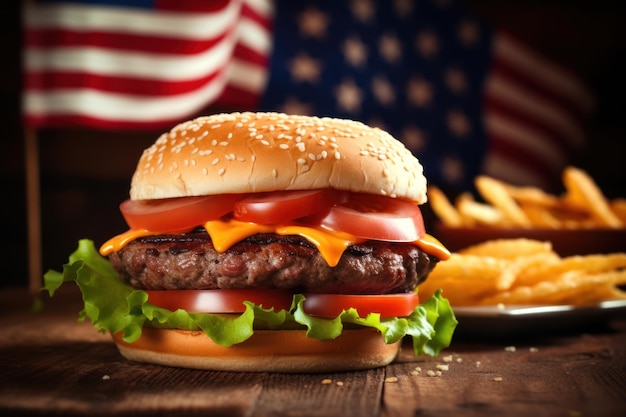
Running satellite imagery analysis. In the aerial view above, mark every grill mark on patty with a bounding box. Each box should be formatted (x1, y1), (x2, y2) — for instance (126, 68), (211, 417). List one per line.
(108, 228), (438, 294)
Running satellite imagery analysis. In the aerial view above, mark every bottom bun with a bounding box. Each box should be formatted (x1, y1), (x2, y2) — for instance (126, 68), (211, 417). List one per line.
(112, 327), (400, 373)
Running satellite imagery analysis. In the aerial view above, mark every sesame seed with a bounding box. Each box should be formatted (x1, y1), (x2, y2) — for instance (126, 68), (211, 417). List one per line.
(202, 168), (208, 175)
(385, 377), (398, 383)
(218, 168), (226, 176)
(261, 140), (270, 146)
(279, 144), (289, 150)
(334, 151), (341, 160)
(212, 158), (220, 165)
(272, 169), (278, 177)
(321, 379), (332, 385)
(297, 158), (306, 165)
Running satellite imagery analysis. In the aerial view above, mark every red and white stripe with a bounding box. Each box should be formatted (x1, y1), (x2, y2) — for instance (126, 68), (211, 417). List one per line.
(23, 0), (273, 130)
(482, 31), (594, 190)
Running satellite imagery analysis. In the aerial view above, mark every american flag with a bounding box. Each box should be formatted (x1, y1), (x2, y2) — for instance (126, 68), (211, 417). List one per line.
(23, 0), (273, 130)
(23, 0), (594, 191)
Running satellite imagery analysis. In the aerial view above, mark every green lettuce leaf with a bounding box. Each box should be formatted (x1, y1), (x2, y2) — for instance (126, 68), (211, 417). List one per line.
(43, 239), (457, 356)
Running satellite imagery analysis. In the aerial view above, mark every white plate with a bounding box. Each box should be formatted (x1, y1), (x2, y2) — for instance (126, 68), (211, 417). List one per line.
(452, 299), (626, 338)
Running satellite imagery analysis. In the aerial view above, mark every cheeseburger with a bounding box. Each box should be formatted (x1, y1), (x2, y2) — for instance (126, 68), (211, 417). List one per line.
(44, 112), (457, 372)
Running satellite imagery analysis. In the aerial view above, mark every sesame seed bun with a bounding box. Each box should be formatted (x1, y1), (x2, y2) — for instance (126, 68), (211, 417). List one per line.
(130, 112), (427, 204)
(112, 327), (401, 373)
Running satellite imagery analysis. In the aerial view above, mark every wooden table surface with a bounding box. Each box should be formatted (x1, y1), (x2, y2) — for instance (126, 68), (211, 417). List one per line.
(1, 285), (625, 417)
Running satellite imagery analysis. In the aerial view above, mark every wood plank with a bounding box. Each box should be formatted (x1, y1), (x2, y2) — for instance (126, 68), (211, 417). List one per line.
(249, 369), (384, 417)
(2, 287), (626, 417)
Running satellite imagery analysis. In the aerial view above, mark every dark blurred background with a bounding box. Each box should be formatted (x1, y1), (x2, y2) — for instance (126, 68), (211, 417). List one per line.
(1, 1), (625, 288)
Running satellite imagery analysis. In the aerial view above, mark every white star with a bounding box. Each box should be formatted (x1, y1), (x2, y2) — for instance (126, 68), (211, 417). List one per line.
(458, 20), (480, 46)
(280, 97), (314, 116)
(289, 53), (322, 84)
(407, 77), (433, 108)
(335, 79), (363, 114)
(441, 156), (465, 184)
(445, 68), (467, 94)
(343, 36), (368, 68)
(299, 7), (329, 39)
(447, 110), (471, 137)
(393, 0), (414, 18)
(350, 0), (375, 23)
(367, 117), (386, 131)
(379, 33), (402, 63)
(401, 125), (427, 152)
(372, 76), (395, 106)
(415, 31), (439, 58)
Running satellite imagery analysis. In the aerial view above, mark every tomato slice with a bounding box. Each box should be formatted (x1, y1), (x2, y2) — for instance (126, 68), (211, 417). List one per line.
(120, 194), (246, 233)
(307, 194), (425, 242)
(146, 289), (294, 313)
(302, 292), (419, 318)
(233, 189), (346, 224)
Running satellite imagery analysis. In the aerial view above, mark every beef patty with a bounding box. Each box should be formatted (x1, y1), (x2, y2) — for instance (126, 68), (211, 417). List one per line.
(108, 229), (439, 294)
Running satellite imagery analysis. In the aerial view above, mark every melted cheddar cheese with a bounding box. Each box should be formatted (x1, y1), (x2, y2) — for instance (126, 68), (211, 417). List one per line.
(100, 219), (450, 267)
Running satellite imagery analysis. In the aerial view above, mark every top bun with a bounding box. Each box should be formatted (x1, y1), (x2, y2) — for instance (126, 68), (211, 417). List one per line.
(130, 112), (427, 204)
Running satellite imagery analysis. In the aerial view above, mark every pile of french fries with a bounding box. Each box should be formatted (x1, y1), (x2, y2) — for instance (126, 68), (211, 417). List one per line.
(429, 166), (626, 229)
(418, 238), (626, 307)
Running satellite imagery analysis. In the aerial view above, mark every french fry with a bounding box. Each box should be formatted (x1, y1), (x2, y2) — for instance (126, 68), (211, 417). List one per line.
(504, 184), (562, 209)
(428, 186), (464, 227)
(562, 166), (622, 228)
(496, 252), (561, 291)
(512, 253), (626, 288)
(610, 199), (626, 224)
(519, 202), (562, 228)
(474, 176), (532, 227)
(419, 254), (508, 305)
(457, 198), (506, 226)
(479, 269), (626, 306)
(423, 238), (626, 307)
(429, 167), (625, 229)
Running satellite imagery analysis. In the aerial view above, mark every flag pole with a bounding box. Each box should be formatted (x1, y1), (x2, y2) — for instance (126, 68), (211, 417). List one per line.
(25, 126), (42, 296)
